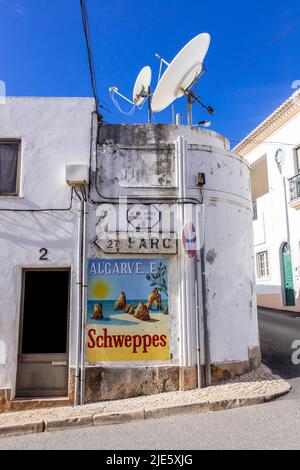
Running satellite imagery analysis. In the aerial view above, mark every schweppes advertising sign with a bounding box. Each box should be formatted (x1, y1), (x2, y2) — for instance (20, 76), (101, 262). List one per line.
(86, 258), (170, 362)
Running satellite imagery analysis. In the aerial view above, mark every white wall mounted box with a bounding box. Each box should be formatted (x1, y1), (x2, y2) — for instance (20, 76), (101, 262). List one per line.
(65, 164), (89, 186)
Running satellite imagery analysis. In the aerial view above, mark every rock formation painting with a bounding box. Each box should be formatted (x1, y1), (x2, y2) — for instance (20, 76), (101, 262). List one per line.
(86, 258), (170, 362)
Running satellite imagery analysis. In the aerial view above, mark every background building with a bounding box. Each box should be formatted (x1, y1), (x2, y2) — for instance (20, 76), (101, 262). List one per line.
(234, 89), (300, 312)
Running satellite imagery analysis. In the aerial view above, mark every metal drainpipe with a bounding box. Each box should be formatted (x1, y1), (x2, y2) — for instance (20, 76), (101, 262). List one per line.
(177, 136), (188, 366)
(74, 199), (84, 405)
(194, 253), (202, 388)
(80, 199), (88, 405)
(282, 176), (291, 245)
(200, 202), (211, 386)
(182, 139), (193, 366)
(176, 137), (183, 364)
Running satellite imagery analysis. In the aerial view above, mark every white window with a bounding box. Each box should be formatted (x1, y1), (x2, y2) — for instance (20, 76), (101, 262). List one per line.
(256, 251), (270, 278)
(0, 141), (20, 196)
(296, 146), (300, 174)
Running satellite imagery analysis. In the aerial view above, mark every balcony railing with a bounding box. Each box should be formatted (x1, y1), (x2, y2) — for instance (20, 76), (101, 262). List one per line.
(289, 173), (300, 202)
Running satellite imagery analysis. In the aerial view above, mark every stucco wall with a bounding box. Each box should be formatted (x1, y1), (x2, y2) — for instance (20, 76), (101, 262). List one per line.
(0, 111), (260, 402)
(244, 111), (300, 311)
(88, 124), (259, 369)
(0, 97), (96, 393)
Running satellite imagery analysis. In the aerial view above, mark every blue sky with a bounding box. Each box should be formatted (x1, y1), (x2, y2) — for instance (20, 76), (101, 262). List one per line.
(1, 0), (300, 145)
(87, 259), (168, 300)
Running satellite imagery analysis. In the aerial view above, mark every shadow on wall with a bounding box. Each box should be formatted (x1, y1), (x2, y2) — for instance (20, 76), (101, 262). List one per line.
(0, 210), (77, 251)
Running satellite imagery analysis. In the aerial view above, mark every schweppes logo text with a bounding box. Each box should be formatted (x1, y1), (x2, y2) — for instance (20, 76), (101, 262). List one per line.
(87, 328), (167, 354)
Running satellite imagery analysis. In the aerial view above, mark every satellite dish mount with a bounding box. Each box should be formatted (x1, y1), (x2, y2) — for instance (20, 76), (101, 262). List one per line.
(109, 66), (153, 122)
(181, 66), (214, 125)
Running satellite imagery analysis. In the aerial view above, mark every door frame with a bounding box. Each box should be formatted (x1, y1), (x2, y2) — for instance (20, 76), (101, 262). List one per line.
(279, 242), (295, 307)
(16, 267), (71, 398)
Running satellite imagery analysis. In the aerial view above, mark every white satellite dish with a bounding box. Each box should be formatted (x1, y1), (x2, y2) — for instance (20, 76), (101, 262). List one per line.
(109, 66), (152, 121)
(133, 66), (152, 105)
(151, 33), (214, 123)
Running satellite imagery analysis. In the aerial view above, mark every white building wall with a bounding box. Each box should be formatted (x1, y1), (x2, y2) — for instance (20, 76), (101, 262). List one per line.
(244, 111), (300, 311)
(0, 97), (96, 393)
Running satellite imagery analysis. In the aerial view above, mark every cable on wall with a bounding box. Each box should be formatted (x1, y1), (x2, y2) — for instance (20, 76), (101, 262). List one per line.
(80, 0), (103, 120)
(0, 188), (75, 212)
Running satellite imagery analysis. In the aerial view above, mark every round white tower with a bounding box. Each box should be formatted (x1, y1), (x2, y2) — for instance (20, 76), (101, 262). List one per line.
(84, 124), (260, 402)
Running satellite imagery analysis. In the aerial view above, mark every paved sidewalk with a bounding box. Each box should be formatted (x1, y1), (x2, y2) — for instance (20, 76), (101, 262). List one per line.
(0, 365), (291, 438)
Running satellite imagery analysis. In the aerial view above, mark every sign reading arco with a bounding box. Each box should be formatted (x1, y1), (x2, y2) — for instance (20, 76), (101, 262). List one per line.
(86, 258), (170, 362)
(94, 232), (177, 254)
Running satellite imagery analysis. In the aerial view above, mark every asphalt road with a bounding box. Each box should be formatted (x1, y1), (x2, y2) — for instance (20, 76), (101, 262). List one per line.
(0, 307), (299, 450)
(257, 307), (300, 399)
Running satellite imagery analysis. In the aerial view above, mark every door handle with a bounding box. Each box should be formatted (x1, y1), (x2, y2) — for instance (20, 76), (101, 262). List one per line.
(52, 361), (67, 366)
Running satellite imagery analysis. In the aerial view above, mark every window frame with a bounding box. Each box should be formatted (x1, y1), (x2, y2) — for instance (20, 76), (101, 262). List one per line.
(252, 200), (258, 221)
(294, 145), (300, 175)
(256, 250), (270, 279)
(0, 139), (21, 197)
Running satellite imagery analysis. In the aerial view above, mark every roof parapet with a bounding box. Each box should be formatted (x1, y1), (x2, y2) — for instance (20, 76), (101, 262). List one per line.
(233, 88), (300, 156)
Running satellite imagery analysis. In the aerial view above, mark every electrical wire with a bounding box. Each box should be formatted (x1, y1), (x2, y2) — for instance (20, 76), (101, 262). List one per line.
(79, 1), (137, 125)
(110, 92), (136, 116)
(0, 187), (75, 212)
(80, 0), (102, 119)
(230, 138), (299, 147)
(87, 112), (204, 206)
(137, 95), (149, 111)
(74, 186), (83, 201)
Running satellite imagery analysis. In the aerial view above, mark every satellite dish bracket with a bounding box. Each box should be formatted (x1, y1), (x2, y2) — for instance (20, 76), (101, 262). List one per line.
(187, 64), (207, 90)
(191, 93), (214, 115)
(179, 65), (214, 125)
(109, 66), (152, 121)
(110, 88), (135, 106)
(134, 85), (148, 104)
(181, 87), (214, 124)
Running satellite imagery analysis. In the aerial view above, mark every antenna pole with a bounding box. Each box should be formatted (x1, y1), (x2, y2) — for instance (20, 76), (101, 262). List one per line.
(187, 93), (193, 126)
(147, 86), (152, 124)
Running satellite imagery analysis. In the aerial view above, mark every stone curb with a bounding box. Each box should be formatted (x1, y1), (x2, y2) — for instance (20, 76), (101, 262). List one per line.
(143, 401), (209, 419)
(0, 382), (291, 438)
(44, 415), (93, 432)
(0, 421), (44, 438)
(93, 409), (145, 426)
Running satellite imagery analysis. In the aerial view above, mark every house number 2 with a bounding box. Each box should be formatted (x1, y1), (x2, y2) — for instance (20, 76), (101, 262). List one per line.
(39, 248), (49, 261)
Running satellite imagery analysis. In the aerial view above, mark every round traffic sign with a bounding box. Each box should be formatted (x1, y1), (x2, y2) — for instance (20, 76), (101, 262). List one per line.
(182, 221), (197, 258)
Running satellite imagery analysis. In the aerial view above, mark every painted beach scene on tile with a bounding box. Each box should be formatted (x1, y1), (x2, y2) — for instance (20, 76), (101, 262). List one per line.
(86, 259), (170, 362)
